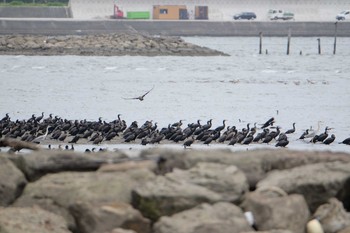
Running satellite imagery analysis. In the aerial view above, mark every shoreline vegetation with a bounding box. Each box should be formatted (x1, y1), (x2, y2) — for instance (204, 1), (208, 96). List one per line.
(0, 0), (68, 7)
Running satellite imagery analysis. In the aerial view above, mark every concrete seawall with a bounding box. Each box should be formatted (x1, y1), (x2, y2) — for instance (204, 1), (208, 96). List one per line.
(0, 19), (349, 37)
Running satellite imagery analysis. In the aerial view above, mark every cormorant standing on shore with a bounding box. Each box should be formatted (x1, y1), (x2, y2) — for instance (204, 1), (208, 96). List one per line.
(339, 137), (350, 145)
(275, 139), (289, 147)
(1, 113), (10, 122)
(299, 129), (309, 140)
(323, 134), (336, 145)
(214, 120), (226, 132)
(69, 135), (80, 144)
(285, 123), (296, 134)
(183, 136), (195, 148)
(58, 132), (67, 142)
(316, 127), (330, 142)
(35, 112), (44, 122)
(242, 133), (254, 145)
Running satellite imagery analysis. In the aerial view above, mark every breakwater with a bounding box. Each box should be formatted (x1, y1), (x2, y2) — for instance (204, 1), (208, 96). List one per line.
(1, 19), (350, 37)
(0, 33), (226, 56)
(1, 149), (350, 233)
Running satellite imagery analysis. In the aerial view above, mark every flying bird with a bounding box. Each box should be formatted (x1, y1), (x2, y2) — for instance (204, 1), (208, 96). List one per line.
(261, 117), (275, 129)
(123, 86), (154, 101)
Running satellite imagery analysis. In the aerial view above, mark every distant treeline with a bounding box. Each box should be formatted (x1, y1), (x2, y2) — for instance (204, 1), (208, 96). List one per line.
(2, 0), (69, 6)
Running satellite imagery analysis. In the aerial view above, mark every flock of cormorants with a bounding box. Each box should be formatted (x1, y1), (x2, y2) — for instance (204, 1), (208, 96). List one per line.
(1, 113), (350, 152)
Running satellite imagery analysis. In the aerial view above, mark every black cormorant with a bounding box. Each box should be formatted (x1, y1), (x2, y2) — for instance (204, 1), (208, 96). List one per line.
(214, 120), (226, 132)
(183, 136), (195, 148)
(339, 137), (350, 145)
(316, 127), (330, 142)
(275, 139), (289, 147)
(285, 123), (296, 134)
(323, 134), (335, 145)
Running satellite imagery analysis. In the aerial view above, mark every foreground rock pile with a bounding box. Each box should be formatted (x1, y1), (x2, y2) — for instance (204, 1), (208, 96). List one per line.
(1, 148), (350, 233)
(0, 33), (227, 56)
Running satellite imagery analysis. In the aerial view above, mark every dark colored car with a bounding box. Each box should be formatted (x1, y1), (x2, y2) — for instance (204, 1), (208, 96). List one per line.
(233, 12), (257, 20)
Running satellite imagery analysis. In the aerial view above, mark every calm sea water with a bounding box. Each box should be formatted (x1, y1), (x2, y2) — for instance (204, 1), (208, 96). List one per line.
(1, 37), (350, 152)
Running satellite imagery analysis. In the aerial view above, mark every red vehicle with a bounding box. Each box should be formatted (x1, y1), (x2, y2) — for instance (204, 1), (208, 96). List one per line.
(114, 5), (124, 19)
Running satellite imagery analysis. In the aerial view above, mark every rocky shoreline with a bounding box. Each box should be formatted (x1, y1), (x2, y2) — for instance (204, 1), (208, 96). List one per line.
(0, 33), (227, 56)
(1, 148), (350, 233)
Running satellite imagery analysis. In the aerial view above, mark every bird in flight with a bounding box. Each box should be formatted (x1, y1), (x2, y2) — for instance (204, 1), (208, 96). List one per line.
(261, 117), (275, 129)
(123, 86), (154, 101)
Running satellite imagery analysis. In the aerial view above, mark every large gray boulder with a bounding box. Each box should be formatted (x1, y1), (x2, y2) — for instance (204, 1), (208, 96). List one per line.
(244, 231), (293, 233)
(338, 227), (350, 233)
(142, 149), (350, 189)
(14, 168), (155, 233)
(313, 198), (350, 233)
(132, 175), (221, 222)
(241, 189), (310, 233)
(0, 155), (27, 206)
(0, 206), (71, 233)
(256, 161), (350, 212)
(166, 162), (249, 203)
(132, 162), (248, 221)
(69, 202), (150, 233)
(104, 229), (137, 233)
(6, 150), (132, 181)
(153, 202), (253, 233)
(97, 160), (157, 173)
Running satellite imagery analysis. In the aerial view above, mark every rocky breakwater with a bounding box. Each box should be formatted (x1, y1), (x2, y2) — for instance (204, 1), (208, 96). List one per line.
(0, 33), (227, 56)
(1, 148), (350, 233)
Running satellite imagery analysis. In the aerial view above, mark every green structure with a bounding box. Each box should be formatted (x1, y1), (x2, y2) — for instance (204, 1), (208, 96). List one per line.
(127, 11), (150, 19)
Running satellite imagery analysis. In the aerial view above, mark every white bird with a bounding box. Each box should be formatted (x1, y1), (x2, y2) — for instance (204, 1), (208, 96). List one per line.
(307, 79), (316, 84)
(32, 126), (51, 144)
(304, 121), (323, 139)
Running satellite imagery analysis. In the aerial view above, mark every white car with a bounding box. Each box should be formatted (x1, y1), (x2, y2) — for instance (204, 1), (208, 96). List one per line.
(268, 9), (294, 20)
(336, 10), (350, 20)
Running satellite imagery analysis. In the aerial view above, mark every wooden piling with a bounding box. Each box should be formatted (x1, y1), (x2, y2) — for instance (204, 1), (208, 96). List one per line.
(287, 28), (291, 55)
(333, 22), (338, 55)
(259, 32), (263, 54)
(317, 38), (321, 54)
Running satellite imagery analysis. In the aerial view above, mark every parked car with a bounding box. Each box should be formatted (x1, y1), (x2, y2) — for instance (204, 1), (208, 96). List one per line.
(336, 10), (350, 20)
(268, 9), (294, 20)
(233, 12), (256, 20)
